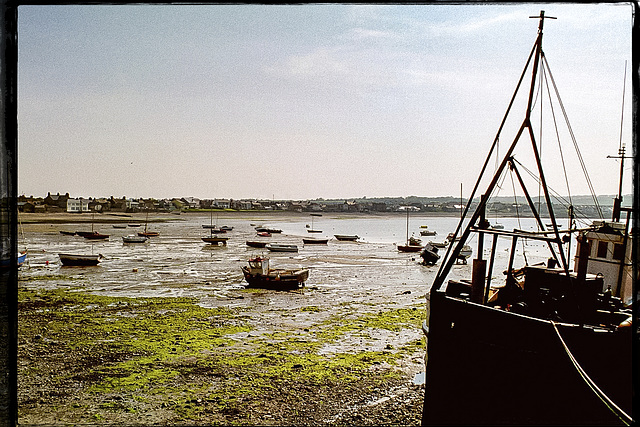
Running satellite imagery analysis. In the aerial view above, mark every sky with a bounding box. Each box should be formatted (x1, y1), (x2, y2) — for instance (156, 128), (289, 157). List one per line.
(16, 3), (634, 201)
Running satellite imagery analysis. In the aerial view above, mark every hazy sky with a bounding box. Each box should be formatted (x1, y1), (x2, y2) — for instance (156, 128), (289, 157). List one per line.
(17, 3), (633, 201)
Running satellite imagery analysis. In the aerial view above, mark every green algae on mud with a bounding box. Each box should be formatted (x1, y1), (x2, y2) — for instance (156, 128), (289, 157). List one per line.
(18, 287), (425, 424)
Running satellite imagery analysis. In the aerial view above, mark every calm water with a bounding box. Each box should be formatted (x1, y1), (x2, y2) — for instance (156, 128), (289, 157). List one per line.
(18, 213), (576, 304)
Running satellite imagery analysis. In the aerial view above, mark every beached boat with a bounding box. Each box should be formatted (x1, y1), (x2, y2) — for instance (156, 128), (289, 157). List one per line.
(122, 235), (148, 243)
(83, 231), (110, 240)
(255, 227), (282, 234)
(246, 240), (268, 248)
(138, 212), (159, 237)
(202, 236), (229, 245)
(398, 209), (423, 252)
(428, 240), (448, 249)
(420, 243), (439, 266)
(59, 230), (76, 236)
(58, 253), (102, 266)
(256, 231), (272, 237)
(112, 224), (127, 229)
(302, 237), (328, 244)
(398, 236), (423, 253)
(422, 12), (633, 426)
(265, 243), (298, 253)
(241, 256), (309, 290)
(127, 223), (141, 227)
(334, 234), (359, 241)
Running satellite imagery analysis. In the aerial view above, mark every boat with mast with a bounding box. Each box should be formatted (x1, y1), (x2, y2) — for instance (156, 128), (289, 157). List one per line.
(307, 213), (322, 233)
(138, 211), (159, 237)
(398, 208), (423, 252)
(421, 12), (633, 426)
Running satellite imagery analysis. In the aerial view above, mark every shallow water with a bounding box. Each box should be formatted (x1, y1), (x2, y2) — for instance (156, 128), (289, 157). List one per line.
(18, 213), (571, 307)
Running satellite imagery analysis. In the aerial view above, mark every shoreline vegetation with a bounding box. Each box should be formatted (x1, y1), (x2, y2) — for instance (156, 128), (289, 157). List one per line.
(18, 286), (426, 425)
(17, 211), (428, 425)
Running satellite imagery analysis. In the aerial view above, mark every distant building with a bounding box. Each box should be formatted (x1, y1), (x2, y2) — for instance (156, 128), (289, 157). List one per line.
(67, 198), (90, 213)
(214, 199), (231, 209)
(44, 192), (70, 210)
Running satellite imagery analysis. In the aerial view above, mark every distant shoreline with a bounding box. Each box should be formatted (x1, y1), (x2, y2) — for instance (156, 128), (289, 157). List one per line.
(18, 210), (469, 225)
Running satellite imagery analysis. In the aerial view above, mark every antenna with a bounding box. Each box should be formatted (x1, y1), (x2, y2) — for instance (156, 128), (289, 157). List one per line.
(607, 62), (632, 221)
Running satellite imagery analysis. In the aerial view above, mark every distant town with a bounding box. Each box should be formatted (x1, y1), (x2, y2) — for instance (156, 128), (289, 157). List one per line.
(17, 192), (626, 219)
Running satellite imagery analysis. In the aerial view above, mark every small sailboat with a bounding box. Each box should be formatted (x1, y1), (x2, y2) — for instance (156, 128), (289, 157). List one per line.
(398, 209), (423, 252)
(307, 213), (322, 233)
(202, 210), (228, 244)
(138, 211), (159, 237)
(82, 213), (109, 240)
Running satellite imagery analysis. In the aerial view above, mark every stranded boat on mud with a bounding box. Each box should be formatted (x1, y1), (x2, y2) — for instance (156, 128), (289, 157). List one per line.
(422, 12), (633, 426)
(241, 256), (309, 290)
(58, 253), (103, 266)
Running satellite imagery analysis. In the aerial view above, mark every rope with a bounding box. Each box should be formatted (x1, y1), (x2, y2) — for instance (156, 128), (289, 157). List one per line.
(542, 54), (603, 218)
(551, 321), (632, 425)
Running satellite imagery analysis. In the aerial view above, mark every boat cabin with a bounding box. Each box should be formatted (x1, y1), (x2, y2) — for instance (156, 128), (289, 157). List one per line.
(574, 220), (633, 305)
(246, 257), (269, 275)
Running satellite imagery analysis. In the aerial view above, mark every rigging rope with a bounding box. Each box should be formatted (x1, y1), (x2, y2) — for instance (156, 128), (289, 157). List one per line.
(509, 167), (529, 265)
(551, 321), (632, 425)
(541, 63), (573, 205)
(542, 53), (603, 218)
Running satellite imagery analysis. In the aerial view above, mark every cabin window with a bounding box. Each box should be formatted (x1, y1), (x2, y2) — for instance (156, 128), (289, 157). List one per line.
(613, 243), (625, 261)
(596, 241), (609, 259)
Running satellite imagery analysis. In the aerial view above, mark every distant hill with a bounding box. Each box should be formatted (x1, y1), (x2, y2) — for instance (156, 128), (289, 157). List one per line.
(314, 194), (632, 207)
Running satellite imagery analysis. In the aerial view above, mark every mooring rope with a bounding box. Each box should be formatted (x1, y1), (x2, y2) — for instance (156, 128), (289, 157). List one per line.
(551, 321), (632, 425)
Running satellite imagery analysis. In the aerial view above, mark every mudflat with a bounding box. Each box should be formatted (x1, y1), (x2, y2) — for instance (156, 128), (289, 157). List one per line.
(16, 212), (431, 426)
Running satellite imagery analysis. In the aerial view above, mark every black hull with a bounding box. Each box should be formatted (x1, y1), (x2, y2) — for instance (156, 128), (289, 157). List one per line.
(422, 290), (632, 426)
(242, 267), (307, 291)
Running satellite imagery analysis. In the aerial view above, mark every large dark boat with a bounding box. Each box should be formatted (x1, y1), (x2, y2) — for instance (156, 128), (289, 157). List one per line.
(421, 11), (634, 426)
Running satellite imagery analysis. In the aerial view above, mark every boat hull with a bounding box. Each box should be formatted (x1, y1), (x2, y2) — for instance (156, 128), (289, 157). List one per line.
(334, 234), (359, 241)
(422, 289), (632, 426)
(58, 254), (102, 266)
(397, 244), (423, 252)
(122, 236), (148, 243)
(241, 267), (308, 290)
(302, 238), (328, 244)
(266, 244), (298, 252)
(202, 237), (229, 245)
(246, 241), (267, 248)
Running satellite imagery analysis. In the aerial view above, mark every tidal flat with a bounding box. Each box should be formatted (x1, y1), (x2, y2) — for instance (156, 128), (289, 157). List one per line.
(18, 286), (426, 425)
(15, 211), (483, 425)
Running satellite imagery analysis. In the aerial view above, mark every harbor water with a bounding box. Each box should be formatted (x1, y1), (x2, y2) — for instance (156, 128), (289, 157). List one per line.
(18, 212), (577, 307)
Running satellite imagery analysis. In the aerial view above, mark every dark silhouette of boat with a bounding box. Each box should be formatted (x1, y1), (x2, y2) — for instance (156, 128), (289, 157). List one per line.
(422, 11), (633, 426)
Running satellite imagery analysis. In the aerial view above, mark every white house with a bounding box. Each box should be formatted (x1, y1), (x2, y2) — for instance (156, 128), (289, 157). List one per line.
(67, 198), (90, 213)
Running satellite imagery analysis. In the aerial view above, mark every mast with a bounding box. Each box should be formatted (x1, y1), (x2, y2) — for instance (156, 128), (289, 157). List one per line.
(608, 61), (631, 222)
(431, 10), (562, 294)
